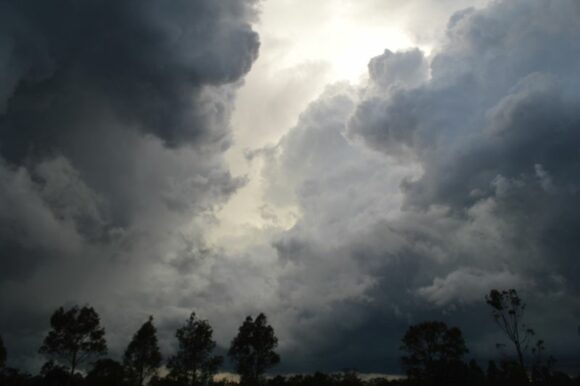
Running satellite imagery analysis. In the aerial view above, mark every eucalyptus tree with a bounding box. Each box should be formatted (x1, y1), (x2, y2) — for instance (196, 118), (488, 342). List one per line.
(167, 312), (223, 385)
(124, 316), (162, 386)
(400, 321), (468, 385)
(486, 289), (535, 370)
(228, 313), (280, 386)
(39, 305), (107, 378)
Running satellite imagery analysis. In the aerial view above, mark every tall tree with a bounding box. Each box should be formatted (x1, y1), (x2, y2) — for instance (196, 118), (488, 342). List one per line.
(0, 334), (6, 368)
(486, 289), (535, 370)
(124, 316), (162, 386)
(167, 312), (223, 386)
(400, 321), (468, 385)
(39, 305), (107, 379)
(228, 313), (280, 386)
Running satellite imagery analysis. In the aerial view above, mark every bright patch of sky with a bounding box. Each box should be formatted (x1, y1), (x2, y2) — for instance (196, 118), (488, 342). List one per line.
(207, 0), (421, 249)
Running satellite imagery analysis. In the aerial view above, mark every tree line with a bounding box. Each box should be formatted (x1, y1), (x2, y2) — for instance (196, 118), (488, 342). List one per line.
(0, 289), (578, 386)
(0, 310), (278, 386)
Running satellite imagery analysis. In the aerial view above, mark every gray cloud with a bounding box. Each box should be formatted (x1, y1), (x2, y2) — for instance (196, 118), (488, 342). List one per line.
(0, 0), (259, 150)
(0, 0), (259, 370)
(3, 0), (580, 376)
(368, 49), (428, 90)
(250, 0), (580, 373)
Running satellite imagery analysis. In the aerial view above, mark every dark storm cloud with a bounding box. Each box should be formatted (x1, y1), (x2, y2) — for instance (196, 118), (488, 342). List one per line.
(0, 0), (259, 369)
(0, 0), (259, 151)
(3, 0), (580, 376)
(253, 0), (580, 373)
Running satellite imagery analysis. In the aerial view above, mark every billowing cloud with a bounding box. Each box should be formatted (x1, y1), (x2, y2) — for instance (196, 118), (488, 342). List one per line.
(2, 0), (580, 376)
(0, 0), (259, 370)
(416, 269), (531, 307)
(248, 0), (580, 372)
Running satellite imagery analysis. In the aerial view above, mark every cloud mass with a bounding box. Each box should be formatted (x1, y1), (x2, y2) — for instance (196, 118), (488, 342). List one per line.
(0, 0), (259, 369)
(1, 0), (580, 376)
(254, 0), (580, 371)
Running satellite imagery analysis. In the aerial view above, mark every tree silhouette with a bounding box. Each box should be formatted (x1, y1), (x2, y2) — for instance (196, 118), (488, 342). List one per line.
(486, 289), (535, 370)
(400, 321), (468, 385)
(39, 305), (107, 380)
(124, 316), (162, 386)
(0, 334), (6, 368)
(228, 313), (280, 386)
(167, 312), (223, 386)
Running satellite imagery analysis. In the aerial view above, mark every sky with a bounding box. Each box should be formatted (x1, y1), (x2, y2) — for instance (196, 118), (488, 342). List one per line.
(1, 0), (580, 376)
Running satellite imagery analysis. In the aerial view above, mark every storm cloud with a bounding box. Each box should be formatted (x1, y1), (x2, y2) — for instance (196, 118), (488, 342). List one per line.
(0, 0), (259, 369)
(1, 0), (580, 377)
(251, 0), (580, 372)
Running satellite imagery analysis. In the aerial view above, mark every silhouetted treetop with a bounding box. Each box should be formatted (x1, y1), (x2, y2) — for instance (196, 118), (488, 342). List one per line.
(38, 305), (107, 378)
(167, 311), (223, 385)
(124, 316), (162, 386)
(401, 321), (468, 365)
(486, 289), (536, 370)
(400, 321), (468, 385)
(229, 313), (280, 386)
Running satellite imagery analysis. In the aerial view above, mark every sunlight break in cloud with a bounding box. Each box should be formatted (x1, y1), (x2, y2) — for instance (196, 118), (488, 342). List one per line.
(2, 0), (580, 377)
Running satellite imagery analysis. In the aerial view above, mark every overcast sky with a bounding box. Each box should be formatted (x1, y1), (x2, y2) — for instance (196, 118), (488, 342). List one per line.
(1, 0), (580, 376)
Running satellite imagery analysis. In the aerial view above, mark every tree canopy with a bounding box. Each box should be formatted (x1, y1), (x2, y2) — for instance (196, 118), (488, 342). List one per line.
(124, 316), (162, 386)
(228, 313), (280, 385)
(486, 289), (536, 370)
(38, 305), (107, 378)
(167, 312), (223, 386)
(400, 320), (468, 385)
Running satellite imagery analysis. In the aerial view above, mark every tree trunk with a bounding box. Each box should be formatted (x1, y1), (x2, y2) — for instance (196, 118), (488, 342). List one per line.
(69, 351), (77, 386)
(515, 341), (526, 373)
(139, 365), (144, 386)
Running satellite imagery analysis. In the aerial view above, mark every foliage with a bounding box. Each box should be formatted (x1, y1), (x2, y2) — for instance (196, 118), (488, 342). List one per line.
(400, 321), (468, 385)
(167, 312), (223, 386)
(228, 313), (280, 385)
(38, 305), (107, 378)
(486, 289), (543, 371)
(124, 316), (162, 386)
